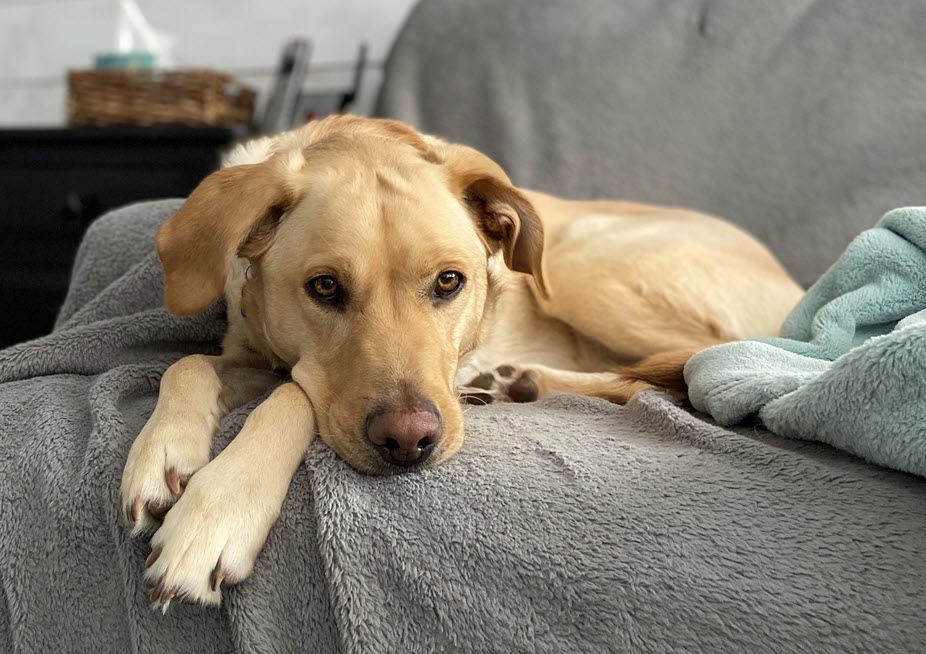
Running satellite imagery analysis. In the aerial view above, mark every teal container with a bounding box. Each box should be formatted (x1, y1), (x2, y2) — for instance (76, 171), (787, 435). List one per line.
(94, 52), (156, 70)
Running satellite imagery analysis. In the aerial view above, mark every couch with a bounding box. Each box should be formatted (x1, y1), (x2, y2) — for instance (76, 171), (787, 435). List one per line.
(1, 1), (924, 652)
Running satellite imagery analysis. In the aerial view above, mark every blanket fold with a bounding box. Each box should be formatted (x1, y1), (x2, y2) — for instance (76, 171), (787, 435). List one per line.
(686, 207), (926, 477)
(2, 201), (925, 654)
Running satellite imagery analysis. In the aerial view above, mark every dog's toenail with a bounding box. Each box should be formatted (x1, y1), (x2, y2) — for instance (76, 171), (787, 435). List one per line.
(210, 558), (225, 592)
(145, 546), (162, 568)
(150, 580), (165, 603)
(165, 468), (181, 495)
(131, 498), (143, 523)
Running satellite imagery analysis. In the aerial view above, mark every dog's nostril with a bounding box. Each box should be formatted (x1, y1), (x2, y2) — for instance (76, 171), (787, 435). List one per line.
(365, 402), (443, 467)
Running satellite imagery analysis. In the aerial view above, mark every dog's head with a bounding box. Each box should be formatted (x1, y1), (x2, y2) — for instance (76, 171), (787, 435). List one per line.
(156, 116), (545, 473)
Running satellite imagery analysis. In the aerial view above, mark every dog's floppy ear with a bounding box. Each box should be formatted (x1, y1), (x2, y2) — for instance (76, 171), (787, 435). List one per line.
(434, 141), (547, 297)
(156, 157), (297, 315)
(465, 177), (547, 297)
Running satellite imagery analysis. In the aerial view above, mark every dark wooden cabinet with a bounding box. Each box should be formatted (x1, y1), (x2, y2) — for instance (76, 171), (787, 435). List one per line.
(0, 126), (245, 347)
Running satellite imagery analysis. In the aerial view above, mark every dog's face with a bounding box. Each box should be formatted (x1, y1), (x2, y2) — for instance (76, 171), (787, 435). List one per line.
(156, 116), (545, 474)
(251, 148), (494, 472)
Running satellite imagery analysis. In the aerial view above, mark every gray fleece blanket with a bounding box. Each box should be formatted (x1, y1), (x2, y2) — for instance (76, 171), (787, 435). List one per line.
(1, 201), (926, 653)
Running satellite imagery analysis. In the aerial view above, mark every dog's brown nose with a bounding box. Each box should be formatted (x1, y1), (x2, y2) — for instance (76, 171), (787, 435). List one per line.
(365, 403), (443, 467)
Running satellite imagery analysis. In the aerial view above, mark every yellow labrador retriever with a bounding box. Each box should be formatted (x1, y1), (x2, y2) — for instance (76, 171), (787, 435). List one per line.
(122, 115), (802, 607)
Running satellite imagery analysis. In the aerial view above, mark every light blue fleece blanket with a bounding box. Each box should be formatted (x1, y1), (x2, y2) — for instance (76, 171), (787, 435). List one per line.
(685, 207), (926, 477)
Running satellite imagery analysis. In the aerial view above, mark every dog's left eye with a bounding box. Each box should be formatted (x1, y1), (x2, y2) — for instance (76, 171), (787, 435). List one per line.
(434, 270), (465, 299)
(306, 275), (343, 305)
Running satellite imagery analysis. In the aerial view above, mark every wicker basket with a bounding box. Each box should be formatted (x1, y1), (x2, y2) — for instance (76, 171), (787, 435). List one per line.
(67, 69), (256, 127)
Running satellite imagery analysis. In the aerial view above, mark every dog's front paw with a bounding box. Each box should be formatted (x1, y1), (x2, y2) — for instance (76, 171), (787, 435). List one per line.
(121, 409), (215, 534)
(143, 457), (279, 609)
(458, 364), (542, 405)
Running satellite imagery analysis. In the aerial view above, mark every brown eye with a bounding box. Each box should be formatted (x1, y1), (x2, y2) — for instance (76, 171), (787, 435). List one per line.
(307, 275), (341, 304)
(434, 270), (464, 299)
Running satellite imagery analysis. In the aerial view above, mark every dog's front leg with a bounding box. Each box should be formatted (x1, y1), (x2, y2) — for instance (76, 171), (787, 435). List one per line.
(121, 353), (280, 533)
(143, 382), (314, 608)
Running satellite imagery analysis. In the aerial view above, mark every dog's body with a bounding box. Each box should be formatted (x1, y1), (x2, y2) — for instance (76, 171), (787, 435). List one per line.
(122, 116), (802, 607)
(454, 190), (801, 396)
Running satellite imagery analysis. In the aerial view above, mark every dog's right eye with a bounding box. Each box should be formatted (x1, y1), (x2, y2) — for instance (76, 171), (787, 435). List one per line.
(306, 275), (342, 305)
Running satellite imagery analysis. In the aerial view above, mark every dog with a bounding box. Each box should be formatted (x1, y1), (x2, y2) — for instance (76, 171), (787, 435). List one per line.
(121, 115), (803, 607)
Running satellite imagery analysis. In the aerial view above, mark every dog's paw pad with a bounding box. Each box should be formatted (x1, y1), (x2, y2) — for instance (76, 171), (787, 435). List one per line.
(507, 370), (539, 403)
(495, 364), (517, 379)
(459, 365), (541, 404)
(466, 372), (496, 390)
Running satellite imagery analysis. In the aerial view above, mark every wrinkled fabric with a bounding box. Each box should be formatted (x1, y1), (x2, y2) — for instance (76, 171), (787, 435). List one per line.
(1, 202), (924, 653)
(687, 208), (926, 477)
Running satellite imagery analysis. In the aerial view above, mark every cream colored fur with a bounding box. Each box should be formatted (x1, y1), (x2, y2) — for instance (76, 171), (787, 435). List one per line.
(121, 115), (803, 607)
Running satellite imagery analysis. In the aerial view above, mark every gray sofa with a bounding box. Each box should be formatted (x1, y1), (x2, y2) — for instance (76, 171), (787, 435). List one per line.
(1, 1), (924, 653)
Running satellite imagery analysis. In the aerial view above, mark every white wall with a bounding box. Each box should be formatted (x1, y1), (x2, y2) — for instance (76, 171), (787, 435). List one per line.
(0, 0), (418, 126)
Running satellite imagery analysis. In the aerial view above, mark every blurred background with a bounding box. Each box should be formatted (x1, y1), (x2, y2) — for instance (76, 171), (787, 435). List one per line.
(0, 0), (416, 124)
